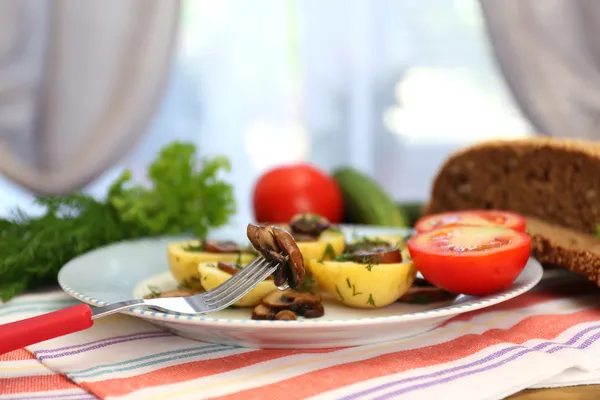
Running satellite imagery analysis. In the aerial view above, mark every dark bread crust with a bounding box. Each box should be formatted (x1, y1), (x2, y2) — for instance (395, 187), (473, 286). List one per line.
(531, 233), (600, 285)
(426, 138), (600, 285)
(427, 138), (600, 234)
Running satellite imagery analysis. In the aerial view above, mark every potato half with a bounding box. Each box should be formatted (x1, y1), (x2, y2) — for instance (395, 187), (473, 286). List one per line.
(167, 240), (256, 290)
(309, 259), (417, 309)
(297, 230), (346, 267)
(198, 262), (277, 307)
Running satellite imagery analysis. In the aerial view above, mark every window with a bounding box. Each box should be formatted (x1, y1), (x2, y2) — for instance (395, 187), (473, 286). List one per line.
(0, 0), (532, 221)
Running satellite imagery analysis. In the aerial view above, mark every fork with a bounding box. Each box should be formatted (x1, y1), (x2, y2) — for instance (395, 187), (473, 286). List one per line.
(0, 256), (283, 355)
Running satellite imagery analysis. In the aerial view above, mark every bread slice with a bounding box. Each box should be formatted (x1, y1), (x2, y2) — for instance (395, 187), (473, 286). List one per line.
(425, 138), (600, 285)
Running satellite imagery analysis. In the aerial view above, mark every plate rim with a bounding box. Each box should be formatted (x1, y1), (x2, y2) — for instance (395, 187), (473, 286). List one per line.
(58, 231), (544, 329)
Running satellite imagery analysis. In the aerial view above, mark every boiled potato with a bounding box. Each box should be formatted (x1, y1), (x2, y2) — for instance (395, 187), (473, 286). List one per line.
(167, 240), (256, 290)
(309, 259), (417, 309)
(198, 262), (277, 307)
(297, 230), (346, 267)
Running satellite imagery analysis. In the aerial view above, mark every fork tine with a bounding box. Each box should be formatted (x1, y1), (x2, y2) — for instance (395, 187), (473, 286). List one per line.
(203, 259), (277, 305)
(203, 263), (279, 311)
(203, 257), (270, 295)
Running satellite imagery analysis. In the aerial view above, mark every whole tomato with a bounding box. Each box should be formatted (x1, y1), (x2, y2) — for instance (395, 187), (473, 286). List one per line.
(252, 163), (343, 223)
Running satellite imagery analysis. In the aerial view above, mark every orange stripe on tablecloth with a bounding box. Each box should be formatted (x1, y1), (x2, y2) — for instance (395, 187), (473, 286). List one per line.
(440, 281), (597, 327)
(79, 282), (571, 396)
(0, 349), (35, 362)
(80, 348), (338, 398)
(0, 374), (78, 394)
(211, 308), (600, 400)
(80, 286), (595, 398)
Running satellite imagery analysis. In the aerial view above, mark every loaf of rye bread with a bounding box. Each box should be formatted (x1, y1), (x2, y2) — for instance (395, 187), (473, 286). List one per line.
(425, 138), (600, 286)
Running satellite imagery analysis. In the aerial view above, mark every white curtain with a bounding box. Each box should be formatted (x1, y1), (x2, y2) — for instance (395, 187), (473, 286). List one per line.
(133, 0), (530, 223)
(480, 0), (600, 139)
(0, 0), (533, 221)
(0, 0), (180, 194)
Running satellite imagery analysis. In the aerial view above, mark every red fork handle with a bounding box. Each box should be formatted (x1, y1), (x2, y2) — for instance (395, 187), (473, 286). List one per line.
(0, 304), (93, 355)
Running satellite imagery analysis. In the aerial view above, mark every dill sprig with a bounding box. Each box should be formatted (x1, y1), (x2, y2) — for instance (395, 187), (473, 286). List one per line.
(0, 142), (236, 301)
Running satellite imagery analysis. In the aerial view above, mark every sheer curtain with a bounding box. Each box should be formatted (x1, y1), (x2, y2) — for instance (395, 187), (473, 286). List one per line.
(481, 0), (600, 139)
(0, 0), (179, 195)
(0, 0), (533, 223)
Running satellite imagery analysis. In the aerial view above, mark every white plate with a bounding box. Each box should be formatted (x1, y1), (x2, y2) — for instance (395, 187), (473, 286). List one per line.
(58, 225), (543, 349)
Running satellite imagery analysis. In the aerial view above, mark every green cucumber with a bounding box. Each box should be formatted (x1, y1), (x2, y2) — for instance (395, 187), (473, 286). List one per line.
(398, 202), (425, 227)
(332, 167), (409, 227)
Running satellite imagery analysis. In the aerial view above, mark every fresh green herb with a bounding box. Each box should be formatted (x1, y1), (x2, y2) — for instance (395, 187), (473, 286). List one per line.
(346, 278), (351, 288)
(184, 242), (205, 252)
(295, 274), (316, 293)
(189, 276), (201, 285)
(235, 252), (243, 267)
(335, 285), (345, 302)
(367, 294), (376, 307)
(352, 285), (362, 296)
(0, 142), (236, 301)
(319, 243), (337, 262)
(148, 285), (162, 296)
(326, 227), (342, 234)
(108, 143), (235, 240)
(365, 257), (379, 272)
(333, 253), (357, 262)
(177, 280), (192, 290)
(345, 237), (389, 253)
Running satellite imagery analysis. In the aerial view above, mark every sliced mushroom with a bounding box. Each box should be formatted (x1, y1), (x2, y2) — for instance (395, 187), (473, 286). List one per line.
(203, 240), (242, 253)
(398, 287), (457, 304)
(271, 222), (292, 232)
(271, 227), (305, 288)
(290, 213), (330, 237)
(216, 261), (241, 275)
(216, 261), (273, 280)
(350, 247), (403, 264)
(291, 233), (318, 242)
(262, 289), (321, 313)
(247, 223), (288, 285)
(246, 223), (285, 263)
(252, 289), (325, 320)
(302, 303), (325, 318)
(272, 264), (288, 287)
(275, 310), (297, 320)
(247, 223), (306, 289)
(251, 304), (277, 320)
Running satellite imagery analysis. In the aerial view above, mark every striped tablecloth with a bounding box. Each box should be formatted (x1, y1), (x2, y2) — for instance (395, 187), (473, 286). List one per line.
(2, 271), (600, 400)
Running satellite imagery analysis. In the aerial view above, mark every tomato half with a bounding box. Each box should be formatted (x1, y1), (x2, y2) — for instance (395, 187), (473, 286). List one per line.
(414, 210), (527, 233)
(407, 226), (531, 295)
(252, 163), (343, 224)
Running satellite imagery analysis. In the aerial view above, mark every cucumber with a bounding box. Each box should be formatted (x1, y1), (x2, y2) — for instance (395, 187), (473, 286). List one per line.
(332, 167), (409, 227)
(398, 202), (425, 227)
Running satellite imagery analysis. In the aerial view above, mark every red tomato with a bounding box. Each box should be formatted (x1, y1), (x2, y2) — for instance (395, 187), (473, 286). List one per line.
(252, 163), (343, 223)
(415, 210), (527, 233)
(407, 226), (531, 295)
